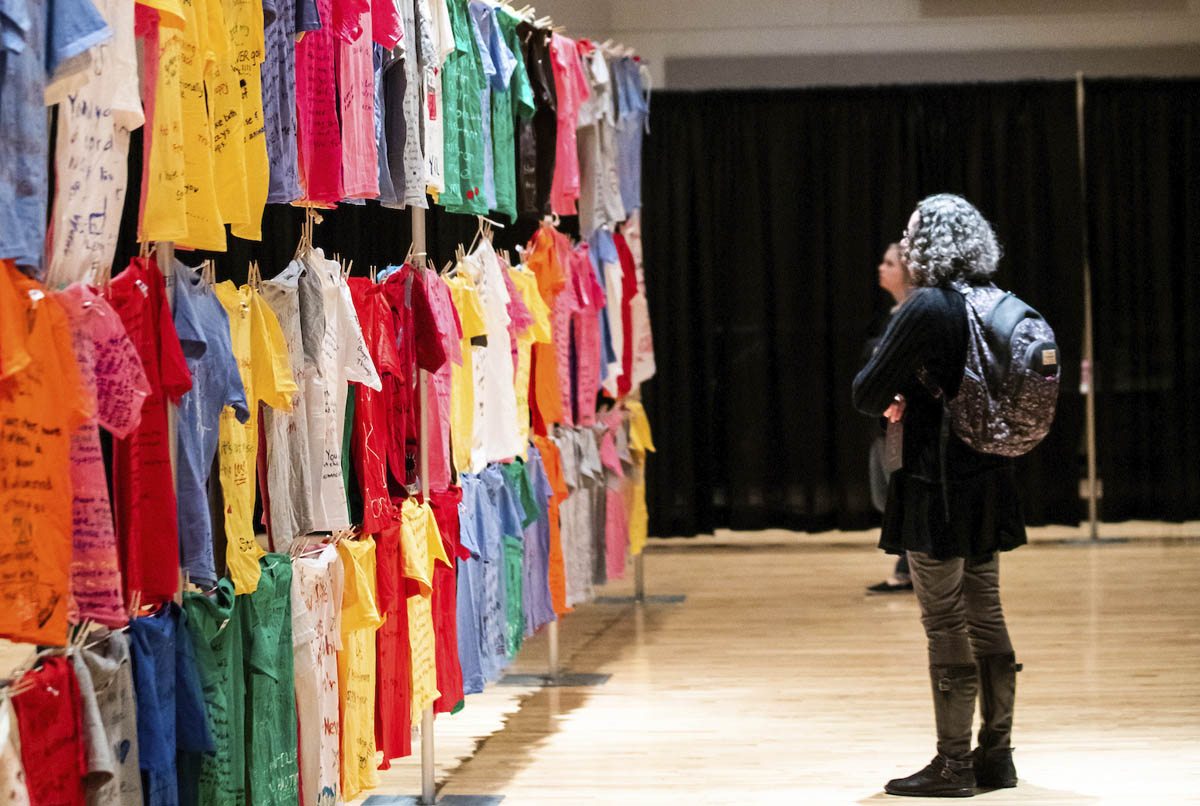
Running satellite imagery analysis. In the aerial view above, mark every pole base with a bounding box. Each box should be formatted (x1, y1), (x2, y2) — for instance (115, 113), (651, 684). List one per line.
(496, 672), (612, 687)
(363, 796), (504, 805)
(593, 594), (686, 605)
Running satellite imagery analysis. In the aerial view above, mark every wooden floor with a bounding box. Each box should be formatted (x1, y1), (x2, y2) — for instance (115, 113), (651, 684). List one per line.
(368, 533), (1200, 805)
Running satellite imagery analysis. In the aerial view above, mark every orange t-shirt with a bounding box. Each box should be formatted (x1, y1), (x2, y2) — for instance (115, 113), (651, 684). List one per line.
(0, 261), (92, 644)
(524, 228), (567, 432)
(531, 434), (571, 616)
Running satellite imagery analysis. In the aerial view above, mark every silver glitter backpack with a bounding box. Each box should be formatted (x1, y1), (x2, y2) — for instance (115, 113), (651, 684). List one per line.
(941, 283), (1061, 457)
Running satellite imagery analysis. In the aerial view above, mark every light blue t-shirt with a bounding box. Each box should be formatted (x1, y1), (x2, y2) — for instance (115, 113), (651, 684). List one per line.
(173, 262), (248, 587)
(588, 228), (620, 369)
(613, 57), (647, 217)
(456, 476), (486, 694)
(522, 445), (557, 636)
(0, 0), (110, 275)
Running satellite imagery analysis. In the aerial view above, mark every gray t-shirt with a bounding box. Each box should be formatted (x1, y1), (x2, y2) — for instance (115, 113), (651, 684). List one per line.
(72, 632), (143, 806)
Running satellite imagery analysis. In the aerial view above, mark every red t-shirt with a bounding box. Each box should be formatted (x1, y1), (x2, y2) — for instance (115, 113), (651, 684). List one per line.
(373, 509), (412, 766)
(428, 486), (467, 713)
(348, 279), (403, 534)
(613, 232), (639, 398)
(12, 656), (87, 806)
(106, 258), (192, 604)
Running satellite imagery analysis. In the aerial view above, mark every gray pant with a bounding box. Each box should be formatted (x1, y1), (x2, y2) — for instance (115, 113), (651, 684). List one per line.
(907, 551), (1013, 666)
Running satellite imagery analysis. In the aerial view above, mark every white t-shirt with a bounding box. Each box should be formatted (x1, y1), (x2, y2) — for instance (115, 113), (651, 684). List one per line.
(622, 212), (656, 389)
(293, 545), (344, 806)
(464, 240), (523, 470)
(302, 252), (380, 531)
(420, 0), (455, 193)
(46, 0), (143, 289)
(0, 699), (29, 806)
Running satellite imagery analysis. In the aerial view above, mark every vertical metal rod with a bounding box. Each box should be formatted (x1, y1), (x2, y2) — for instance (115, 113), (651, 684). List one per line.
(413, 205), (437, 805)
(548, 619), (560, 682)
(159, 242), (182, 602)
(1075, 72), (1100, 541)
(634, 552), (645, 603)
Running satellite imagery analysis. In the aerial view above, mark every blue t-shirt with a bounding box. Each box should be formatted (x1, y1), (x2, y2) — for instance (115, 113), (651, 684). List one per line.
(262, 0), (302, 203)
(522, 446), (557, 636)
(173, 262), (249, 587)
(467, 1), (514, 212)
(478, 466), (526, 677)
(0, 0), (109, 275)
(456, 476), (486, 694)
(588, 229), (620, 369)
(129, 604), (214, 806)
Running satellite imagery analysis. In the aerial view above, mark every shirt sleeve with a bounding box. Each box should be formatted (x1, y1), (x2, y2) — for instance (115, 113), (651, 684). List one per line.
(46, 0), (110, 76)
(413, 272), (447, 373)
(48, 299), (96, 431)
(851, 288), (942, 417)
(252, 296), (299, 413)
(0, 261), (32, 380)
(93, 298), (152, 438)
(338, 286), (382, 391)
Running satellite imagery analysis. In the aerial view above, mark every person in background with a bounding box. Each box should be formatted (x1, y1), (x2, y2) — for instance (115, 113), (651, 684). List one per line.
(852, 194), (1025, 798)
(864, 242), (915, 594)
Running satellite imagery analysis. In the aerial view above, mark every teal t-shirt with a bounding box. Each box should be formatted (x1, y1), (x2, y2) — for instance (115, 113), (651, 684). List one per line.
(183, 579), (246, 806)
(493, 8), (536, 221)
(243, 555), (300, 806)
(442, 0), (489, 214)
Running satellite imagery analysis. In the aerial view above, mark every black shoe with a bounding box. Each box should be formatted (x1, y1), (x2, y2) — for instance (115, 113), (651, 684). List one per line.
(885, 755), (976, 798)
(866, 579), (914, 594)
(973, 746), (1018, 789)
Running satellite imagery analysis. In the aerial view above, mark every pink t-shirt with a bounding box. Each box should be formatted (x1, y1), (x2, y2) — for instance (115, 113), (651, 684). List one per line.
(56, 284), (151, 627)
(599, 413), (628, 581)
(570, 244), (604, 426)
(372, 0), (403, 49)
(296, 0), (345, 204)
(548, 33), (590, 216)
(337, 0), (380, 199)
(425, 274), (463, 491)
(549, 231), (581, 426)
(499, 255), (534, 374)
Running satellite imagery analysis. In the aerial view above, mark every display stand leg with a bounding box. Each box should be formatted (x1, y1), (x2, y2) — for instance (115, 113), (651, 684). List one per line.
(634, 553), (645, 604)
(420, 706), (435, 805)
(548, 620), (560, 683)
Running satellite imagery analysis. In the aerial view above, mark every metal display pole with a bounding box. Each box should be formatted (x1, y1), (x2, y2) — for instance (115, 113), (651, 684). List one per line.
(634, 553), (645, 604)
(413, 206), (437, 805)
(1076, 72), (1100, 541)
(547, 620), (560, 682)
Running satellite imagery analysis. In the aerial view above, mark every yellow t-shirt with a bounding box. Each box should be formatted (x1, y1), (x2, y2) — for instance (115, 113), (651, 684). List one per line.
(173, 0), (228, 251)
(444, 273), (487, 475)
(215, 282), (297, 593)
(138, 3), (188, 242)
(400, 499), (451, 723)
(210, 0), (269, 238)
(336, 537), (384, 801)
(625, 401), (656, 556)
(507, 266), (552, 447)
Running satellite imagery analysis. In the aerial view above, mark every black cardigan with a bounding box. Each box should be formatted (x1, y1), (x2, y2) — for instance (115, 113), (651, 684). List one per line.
(852, 287), (1026, 560)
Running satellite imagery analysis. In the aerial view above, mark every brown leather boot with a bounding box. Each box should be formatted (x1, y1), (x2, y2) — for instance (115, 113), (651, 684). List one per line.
(973, 653), (1020, 789)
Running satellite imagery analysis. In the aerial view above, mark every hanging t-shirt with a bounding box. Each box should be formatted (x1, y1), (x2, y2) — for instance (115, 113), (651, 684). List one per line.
(292, 546), (343, 806)
(499, 461), (538, 654)
(589, 229), (623, 393)
(106, 258), (192, 605)
(401, 499), (451, 723)
(466, 1), (513, 213)
(55, 285), (150, 628)
(336, 538), (383, 801)
(243, 556), (300, 806)
(0, 262), (92, 645)
(454, 477), (486, 694)
(302, 253), (381, 531)
(613, 56), (649, 217)
(600, 413), (630, 581)
(507, 265), (552, 446)
(419, 0), (455, 195)
(530, 435), (570, 616)
(173, 265), (249, 587)
(136, 5), (187, 243)
(0, 699), (31, 806)
(612, 230), (638, 397)
(181, 580), (244, 806)
(626, 400), (656, 555)
(45, 0), (142, 288)
(522, 226), (569, 433)
(0, 0), (110, 274)
(569, 244), (605, 426)
(621, 212), (657, 388)
(385, 0), (427, 208)
(214, 282), (297, 593)
(346, 279), (402, 534)
(547, 32), (589, 217)
(444, 273), (487, 478)
(428, 486), (468, 713)
(11, 657), (87, 806)
(464, 241), (523, 469)
(128, 604), (214, 806)
(440, 0), (487, 214)
(516, 22), (556, 217)
(71, 631), (142, 806)
(520, 446), (556, 635)
(262, 0), (302, 203)
(576, 46), (625, 239)
(476, 466), (526, 677)
(338, 0), (380, 199)
(492, 9), (534, 222)
(373, 511), (412, 767)
(260, 261), (322, 548)
(425, 275), (464, 491)
(295, 0), (344, 204)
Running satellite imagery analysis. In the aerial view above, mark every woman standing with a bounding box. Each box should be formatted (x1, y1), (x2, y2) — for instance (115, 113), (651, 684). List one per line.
(865, 242), (916, 594)
(852, 194), (1024, 798)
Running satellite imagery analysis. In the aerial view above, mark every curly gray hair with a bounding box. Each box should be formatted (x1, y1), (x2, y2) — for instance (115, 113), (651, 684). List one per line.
(900, 194), (1002, 287)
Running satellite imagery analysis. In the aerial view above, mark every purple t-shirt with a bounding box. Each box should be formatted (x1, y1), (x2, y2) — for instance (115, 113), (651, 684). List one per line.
(262, 0), (302, 203)
(522, 445), (557, 635)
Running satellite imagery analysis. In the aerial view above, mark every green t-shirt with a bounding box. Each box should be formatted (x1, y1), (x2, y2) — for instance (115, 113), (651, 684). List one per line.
(442, 0), (489, 214)
(492, 8), (536, 222)
(242, 555), (299, 806)
(501, 459), (541, 529)
(503, 535), (525, 658)
(183, 579), (246, 806)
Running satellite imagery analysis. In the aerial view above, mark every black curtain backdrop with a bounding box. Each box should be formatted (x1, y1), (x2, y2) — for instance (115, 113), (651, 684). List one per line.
(1085, 79), (1200, 522)
(641, 80), (1094, 538)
